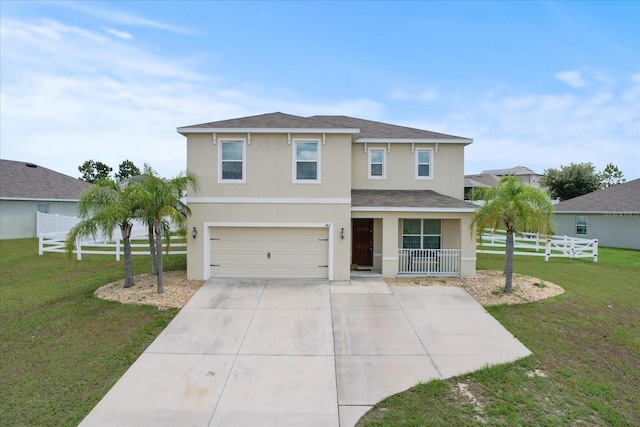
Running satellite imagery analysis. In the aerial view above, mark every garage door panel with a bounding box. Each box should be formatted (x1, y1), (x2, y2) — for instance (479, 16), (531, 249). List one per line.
(210, 227), (329, 278)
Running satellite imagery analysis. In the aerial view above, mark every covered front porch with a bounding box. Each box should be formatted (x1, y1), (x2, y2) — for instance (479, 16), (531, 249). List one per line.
(350, 190), (477, 278)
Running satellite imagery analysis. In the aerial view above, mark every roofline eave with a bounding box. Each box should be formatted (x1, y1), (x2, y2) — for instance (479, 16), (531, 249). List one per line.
(355, 138), (473, 145)
(177, 127), (361, 135)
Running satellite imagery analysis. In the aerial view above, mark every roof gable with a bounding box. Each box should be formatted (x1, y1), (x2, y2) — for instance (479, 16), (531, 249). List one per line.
(554, 178), (640, 212)
(0, 159), (91, 200)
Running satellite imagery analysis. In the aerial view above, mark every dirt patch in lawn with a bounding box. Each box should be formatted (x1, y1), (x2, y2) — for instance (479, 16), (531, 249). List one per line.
(387, 270), (564, 306)
(94, 271), (204, 310)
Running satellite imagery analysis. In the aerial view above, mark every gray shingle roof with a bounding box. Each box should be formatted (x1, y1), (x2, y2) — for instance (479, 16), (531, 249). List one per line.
(180, 112), (353, 131)
(179, 112), (471, 142)
(310, 115), (469, 141)
(481, 166), (539, 176)
(352, 189), (476, 210)
(464, 173), (500, 187)
(0, 159), (91, 200)
(554, 178), (640, 212)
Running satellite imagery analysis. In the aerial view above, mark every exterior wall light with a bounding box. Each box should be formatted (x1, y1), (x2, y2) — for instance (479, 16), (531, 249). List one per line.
(192, 227), (198, 239)
(340, 228), (345, 240)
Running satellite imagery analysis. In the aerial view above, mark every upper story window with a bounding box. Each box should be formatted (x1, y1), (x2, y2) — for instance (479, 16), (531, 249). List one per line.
(219, 139), (246, 183)
(293, 139), (320, 183)
(368, 148), (386, 179)
(415, 148), (433, 180)
(576, 216), (587, 235)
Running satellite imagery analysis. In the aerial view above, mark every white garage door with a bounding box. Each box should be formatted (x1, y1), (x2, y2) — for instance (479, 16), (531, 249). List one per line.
(210, 227), (329, 278)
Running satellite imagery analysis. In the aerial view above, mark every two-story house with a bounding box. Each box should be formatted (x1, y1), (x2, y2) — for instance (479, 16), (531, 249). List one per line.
(178, 112), (477, 281)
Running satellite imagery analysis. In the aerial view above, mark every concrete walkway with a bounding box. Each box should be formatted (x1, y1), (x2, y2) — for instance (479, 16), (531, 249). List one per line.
(80, 278), (530, 427)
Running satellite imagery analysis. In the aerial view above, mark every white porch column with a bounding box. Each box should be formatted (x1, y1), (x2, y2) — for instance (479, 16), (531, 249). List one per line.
(381, 216), (399, 278)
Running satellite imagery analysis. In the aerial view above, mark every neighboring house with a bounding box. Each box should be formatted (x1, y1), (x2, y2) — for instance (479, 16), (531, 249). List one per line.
(553, 178), (640, 250)
(481, 166), (542, 186)
(178, 112), (477, 281)
(0, 159), (91, 239)
(464, 166), (542, 200)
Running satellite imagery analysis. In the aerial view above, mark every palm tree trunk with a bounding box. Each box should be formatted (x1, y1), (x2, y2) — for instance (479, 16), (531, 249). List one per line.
(154, 219), (164, 294)
(148, 223), (157, 275)
(504, 230), (514, 293)
(121, 223), (135, 288)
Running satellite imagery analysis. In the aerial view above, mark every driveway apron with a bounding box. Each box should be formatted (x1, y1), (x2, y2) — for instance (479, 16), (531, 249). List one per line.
(79, 278), (531, 427)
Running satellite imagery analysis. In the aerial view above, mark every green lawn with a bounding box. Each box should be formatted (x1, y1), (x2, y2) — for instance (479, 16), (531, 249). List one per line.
(0, 239), (183, 426)
(2, 240), (638, 426)
(358, 248), (640, 426)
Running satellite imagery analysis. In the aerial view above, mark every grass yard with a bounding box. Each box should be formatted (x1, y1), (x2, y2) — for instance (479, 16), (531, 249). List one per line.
(358, 248), (640, 426)
(0, 238), (184, 426)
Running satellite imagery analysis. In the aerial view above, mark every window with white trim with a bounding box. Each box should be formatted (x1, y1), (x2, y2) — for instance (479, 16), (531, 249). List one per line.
(415, 148), (433, 179)
(368, 148), (386, 179)
(576, 216), (587, 235)
(293, 139), (320, 183)
(402, 219), (441, 249)
(218, 140), (246, 183)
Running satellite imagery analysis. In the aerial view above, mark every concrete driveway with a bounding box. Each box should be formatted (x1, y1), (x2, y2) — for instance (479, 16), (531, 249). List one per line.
(80, 278), (530, 427)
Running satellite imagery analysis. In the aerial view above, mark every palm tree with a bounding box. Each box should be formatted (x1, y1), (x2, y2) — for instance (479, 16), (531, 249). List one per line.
(136, 165), (199, 294)
(472, 176), (554, 293)
(65, 179), (138, 287)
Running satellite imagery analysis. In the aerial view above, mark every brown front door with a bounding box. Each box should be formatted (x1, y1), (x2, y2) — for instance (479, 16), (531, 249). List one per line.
(352, 219), (373, 266)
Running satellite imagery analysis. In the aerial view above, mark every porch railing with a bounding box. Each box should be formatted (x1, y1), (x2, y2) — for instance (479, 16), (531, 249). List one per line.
(398, 249), (461, 276)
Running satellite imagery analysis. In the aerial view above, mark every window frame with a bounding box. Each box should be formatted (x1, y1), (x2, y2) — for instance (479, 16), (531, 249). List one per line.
(37, 203), (49, 214)
(292, 138), (321, 184)
(218, 139), (246, 184)
(415, 148), (433, 180)
(576, 215), (587, 235)
(402, 219), (442, 249)
(368, 147), (386, 179)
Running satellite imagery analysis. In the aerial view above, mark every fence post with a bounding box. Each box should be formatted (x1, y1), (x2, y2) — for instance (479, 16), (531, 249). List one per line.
(39, 233), (44, 256)
(545, 239), (550, 262)
(593, 239), (598, 263)
(116, 239), (121, 261)
(76, 237), (82, 260)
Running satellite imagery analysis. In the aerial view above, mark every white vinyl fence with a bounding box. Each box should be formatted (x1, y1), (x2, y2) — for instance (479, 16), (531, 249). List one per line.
(477, 228), (598, 262)
(37, 213), (186, 260)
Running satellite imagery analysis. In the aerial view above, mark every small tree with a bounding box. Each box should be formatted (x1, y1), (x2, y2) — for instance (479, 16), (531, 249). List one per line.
(136, 165), (199, 294)
(78, 160), (113, 183)
(472, 177), (554, 293)
(65, 179), (138, 287)
(540, 162), (601, 201)
(115, 160), (141, 182)
(600, 163), (626, 188)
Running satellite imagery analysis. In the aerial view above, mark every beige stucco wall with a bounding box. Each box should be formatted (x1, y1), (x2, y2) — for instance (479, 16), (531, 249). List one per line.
(352, 210), (476, 277)
(187, 133), (352, 199)
(187, 202), (352, 280)
(351, 143), (466, 198)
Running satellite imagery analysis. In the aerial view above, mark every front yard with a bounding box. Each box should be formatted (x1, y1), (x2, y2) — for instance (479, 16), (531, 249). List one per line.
(358, 247), (640, 426)
(1, 239), (638, 426)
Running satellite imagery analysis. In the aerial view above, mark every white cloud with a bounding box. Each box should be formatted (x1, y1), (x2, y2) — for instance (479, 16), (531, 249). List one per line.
(556, 70), (586, 88)
(0, 17), (382, 179)
(105, 28), (133, 40)
(53, 1), (194, 35)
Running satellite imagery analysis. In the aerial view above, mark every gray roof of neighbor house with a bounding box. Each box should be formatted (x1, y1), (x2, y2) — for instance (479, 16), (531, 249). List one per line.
(464, 173), (500, 188)
(554, 178), (640, 212)
(351, 190), (477, 211)
(0, 159), (91, 200)
(481, 166), (539, 176)
(178, 112), (472, 143)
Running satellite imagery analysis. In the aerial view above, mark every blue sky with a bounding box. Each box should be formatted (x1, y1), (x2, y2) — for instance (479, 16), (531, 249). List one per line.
(1, 1), (639, 180)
